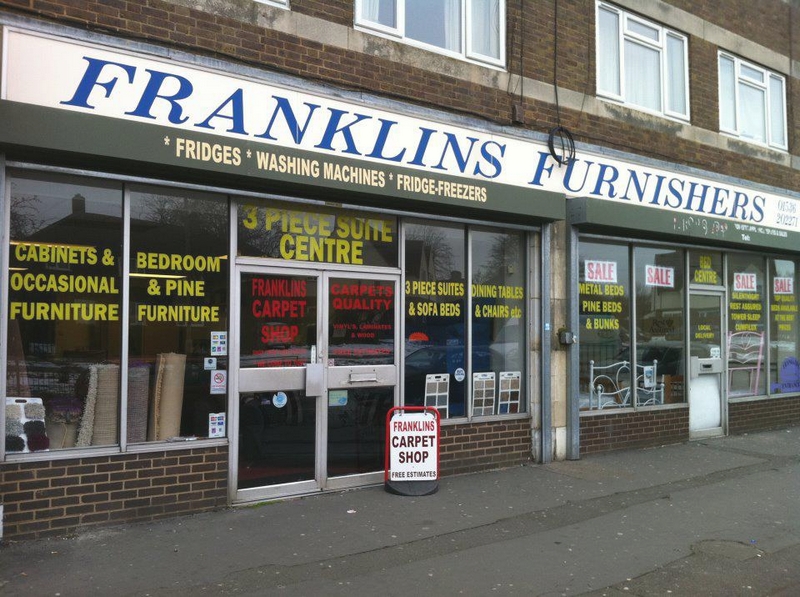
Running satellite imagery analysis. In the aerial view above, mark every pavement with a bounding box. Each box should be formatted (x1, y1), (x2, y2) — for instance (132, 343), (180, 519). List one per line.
(2, 426), (800, 596)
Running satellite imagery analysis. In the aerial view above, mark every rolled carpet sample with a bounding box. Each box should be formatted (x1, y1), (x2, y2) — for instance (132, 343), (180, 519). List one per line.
(149, 353), (186, 440)
(127, 366), (150, 443)
(91, 364), (120, 446)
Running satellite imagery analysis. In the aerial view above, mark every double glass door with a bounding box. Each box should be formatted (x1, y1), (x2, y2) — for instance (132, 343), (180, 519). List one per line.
(235, 268), (398, 500)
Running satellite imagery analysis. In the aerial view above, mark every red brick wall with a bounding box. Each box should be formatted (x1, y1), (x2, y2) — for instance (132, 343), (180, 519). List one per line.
(1, 446), (228, 541)
(729, 397), (800, 435)
(580, 408), (690, 455)
(440, 420), (532, 475)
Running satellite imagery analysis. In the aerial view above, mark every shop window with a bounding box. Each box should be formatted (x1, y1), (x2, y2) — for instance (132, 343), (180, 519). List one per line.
(727, 254), (766, 397)
(719, 52), (787, 150)
(769, 259), (798, 394)
(6, 172), (122, 452)
(579, 241), (631, 410)
(596, 2), (689, 120)
(355, 0), (505, 66)
(634, 247), (685, 405)
(238, 201), (398, 268)
(404, 222), (466, 418)
(128, 188), (229, 442)
(470, 229), (526, 415)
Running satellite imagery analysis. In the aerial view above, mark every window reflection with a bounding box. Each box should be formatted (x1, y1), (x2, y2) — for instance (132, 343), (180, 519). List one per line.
(6, 172), (122, 451)
(404, 222), (466, 418)
(635, 247), (684, 404)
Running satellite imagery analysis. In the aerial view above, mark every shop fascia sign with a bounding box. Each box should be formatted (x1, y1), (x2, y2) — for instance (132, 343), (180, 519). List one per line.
(2, 28), (799, 235)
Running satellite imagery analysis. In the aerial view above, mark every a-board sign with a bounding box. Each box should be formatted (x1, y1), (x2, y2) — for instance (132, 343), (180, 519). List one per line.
(384, 406), (440, 496)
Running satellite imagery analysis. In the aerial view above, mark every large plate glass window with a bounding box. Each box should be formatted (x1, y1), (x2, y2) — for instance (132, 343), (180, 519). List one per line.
(634, 247), (684, 405)
(470, 229), (526, 415)
(769, 259), (798, 394)
(719, 52), (787, 150)
(578, 241), (631, 410)
(128, 187), (229, 443)
(355, 0), (505, 66)
(6, 172), (122, 452)
(596, 2), (689, 119)
(404, 221), (466, 418)
(727, 254), (766, 398)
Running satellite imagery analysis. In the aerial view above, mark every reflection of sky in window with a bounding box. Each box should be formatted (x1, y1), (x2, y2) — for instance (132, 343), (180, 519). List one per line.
(11, 176), (121, 233)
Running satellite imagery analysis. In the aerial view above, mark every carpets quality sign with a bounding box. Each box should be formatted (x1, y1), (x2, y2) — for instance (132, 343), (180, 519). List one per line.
(3, 28), (800, 243)
(385, 407), (439, 495)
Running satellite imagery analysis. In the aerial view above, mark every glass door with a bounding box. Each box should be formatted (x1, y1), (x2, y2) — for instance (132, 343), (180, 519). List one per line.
(325, 275), (397, 489)
(688, 291), (726, 436)
(234, 268), (398, 500)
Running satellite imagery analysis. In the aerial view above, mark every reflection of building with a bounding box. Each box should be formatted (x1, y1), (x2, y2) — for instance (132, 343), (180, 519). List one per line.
(2, 1), (800, 542)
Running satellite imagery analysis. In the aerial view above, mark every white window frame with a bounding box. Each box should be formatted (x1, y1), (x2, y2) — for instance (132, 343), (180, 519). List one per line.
(254, 0), (289, 8)
(355, 0), (506, 68)
(718, 51), (788, 151)
(596, 2), (690, 121)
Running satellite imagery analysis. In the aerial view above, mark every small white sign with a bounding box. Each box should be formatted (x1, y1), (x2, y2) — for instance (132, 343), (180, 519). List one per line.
(774, 277), (794, 295)
(454, 368), (465, 382)
(210, 370), (227, 394)
(204, 357), (217, 370)
(388, 411), (438, 482)
(273, 391), (288, 408)
(733, 272), (757, 292)
(645, 265), (674, 288)
(208, 413), (226, 438)
(710, 346), (721, 359)
(585, 260), (618, 283)
(210, 331), (228, 356)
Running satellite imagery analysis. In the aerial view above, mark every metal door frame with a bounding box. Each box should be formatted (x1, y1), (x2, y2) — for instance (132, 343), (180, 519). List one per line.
(230, 264), (400, 503)
(687, 289), (728, 438)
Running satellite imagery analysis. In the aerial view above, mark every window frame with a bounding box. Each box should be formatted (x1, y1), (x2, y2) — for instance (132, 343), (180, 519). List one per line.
(718, 51), (788, 151)
(355, 0), (506, 68)
(253, 0), (289, 8)
(595, 2), (690, 121)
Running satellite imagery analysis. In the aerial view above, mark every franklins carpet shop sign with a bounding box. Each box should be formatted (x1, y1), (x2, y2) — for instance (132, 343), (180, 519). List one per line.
(3, 28), (800, 235)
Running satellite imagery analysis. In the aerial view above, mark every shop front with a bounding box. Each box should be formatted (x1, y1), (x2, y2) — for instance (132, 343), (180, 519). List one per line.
(561, 153), (800, 454)
(0, 26), (565, 538)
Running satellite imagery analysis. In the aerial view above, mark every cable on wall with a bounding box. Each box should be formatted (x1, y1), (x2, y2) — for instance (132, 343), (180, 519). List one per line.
(548, 0), (576, 165)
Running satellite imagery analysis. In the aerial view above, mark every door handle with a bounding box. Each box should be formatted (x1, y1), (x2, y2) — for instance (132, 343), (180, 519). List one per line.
(349, 372), (378, 383)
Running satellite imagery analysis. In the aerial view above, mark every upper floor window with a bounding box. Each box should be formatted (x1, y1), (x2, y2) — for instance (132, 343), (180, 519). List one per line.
(596, 2), (689, 120)
(355, 0), (505, 67)
(719, 52), (787, 151)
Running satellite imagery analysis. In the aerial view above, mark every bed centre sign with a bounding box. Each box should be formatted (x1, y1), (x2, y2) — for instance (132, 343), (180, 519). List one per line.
(3, 28), (800, 239)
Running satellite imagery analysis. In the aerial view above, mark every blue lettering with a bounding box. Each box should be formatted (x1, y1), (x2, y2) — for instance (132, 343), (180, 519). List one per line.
(432, 133), (478, 173)
(751, 195), (765, 222)
(621, 170), (650, 202)
(255, 96), (320, 143)
(563, 159), (593, 194)
(528, 151), (554, 186)
(709, 187), (730, 216)
(61, 57), (136, 109)
(314, 108), (371, 155)
(195, 88), (247, 134)
(474, 141), (505, 179)
(683, 182), (711, 213)
(665, 178), (684, 209)
(731, 191), (750, 221)
(407, 127), (436, 167)
(591, 163), (619, 198)
(124, 69), (193, 123)
(366, 118), (405, 162)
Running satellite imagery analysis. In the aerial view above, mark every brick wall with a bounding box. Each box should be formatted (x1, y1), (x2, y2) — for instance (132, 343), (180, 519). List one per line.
(1, 446), (228, 541)
(729, 397), (800, 435)
(439, 420), (532, 476)
(580, 408), (690, 455)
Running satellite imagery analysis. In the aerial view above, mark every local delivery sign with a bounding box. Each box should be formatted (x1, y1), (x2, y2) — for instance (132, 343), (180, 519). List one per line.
(385, 407), (439, 493)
